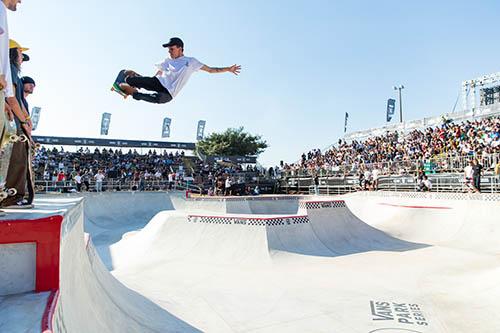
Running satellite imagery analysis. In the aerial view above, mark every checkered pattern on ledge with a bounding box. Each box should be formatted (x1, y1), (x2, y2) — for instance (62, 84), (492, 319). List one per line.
(188, 195), (306, 202)
(188, 215), (310, 226)
(305, 200), (346, 209)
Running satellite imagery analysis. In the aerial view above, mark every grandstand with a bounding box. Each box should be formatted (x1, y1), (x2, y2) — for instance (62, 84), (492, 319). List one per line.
(281, 102), (500, 194)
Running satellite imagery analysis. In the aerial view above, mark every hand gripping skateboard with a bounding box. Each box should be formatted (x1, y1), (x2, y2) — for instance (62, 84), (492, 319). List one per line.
(111, 70), (140, 98)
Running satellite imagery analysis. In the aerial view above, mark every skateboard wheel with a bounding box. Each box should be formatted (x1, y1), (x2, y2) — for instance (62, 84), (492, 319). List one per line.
(19, 135), (28, 142)
(7, 188), (16, 196)
(9, 134), (18, 142)
(0, 192), (7, 200)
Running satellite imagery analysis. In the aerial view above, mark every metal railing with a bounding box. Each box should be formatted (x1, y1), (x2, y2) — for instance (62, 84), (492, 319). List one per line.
(283, 153), (500, 178)
(302, 174), (500, 195)
(34, 179), (202, 194)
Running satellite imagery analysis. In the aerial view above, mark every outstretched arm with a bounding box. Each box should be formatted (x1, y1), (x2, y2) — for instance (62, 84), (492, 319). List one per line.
(201, 64), (241, 75)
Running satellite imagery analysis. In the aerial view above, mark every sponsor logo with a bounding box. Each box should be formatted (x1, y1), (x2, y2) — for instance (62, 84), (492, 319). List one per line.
(370, 301), (428, 330)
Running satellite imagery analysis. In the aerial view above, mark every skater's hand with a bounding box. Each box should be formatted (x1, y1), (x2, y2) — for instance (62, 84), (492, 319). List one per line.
(4, 103), (13, 121)
(228, 64), (241, 75)
(0, 75), (6, 90)
(22, 122), (32, 136)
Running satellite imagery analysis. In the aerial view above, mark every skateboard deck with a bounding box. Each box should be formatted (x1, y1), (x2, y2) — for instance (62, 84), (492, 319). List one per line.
(18, 124), (39, 205)
(0, 91), (20, 201)
(111, 69), (129, 98)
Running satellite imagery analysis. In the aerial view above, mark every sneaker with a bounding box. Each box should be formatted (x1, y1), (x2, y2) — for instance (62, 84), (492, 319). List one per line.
(3, 199), (33, 209)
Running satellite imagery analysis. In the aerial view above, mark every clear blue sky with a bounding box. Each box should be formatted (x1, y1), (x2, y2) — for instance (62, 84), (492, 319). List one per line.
(9, 0), (500, 166)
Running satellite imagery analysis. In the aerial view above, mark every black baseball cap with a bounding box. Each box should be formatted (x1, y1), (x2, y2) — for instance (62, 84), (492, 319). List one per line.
(162, 37), (184, 48)
(21, 76), (35, 86)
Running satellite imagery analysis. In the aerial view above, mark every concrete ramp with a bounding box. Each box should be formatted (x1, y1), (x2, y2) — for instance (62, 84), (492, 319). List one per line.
(343, 192), (500, 254)
(54, 199), (199, 332)
(304, 199), (425, 255)
(83, 192), (175, 269)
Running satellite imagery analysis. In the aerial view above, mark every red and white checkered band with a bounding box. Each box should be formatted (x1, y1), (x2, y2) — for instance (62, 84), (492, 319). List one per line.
(187, 215), (310, 226)
(304, 200), (346, 209)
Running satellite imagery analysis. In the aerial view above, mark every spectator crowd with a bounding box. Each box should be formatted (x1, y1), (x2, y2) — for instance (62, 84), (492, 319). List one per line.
(32, 147), (273, 195)
(284, 116), (500, 178)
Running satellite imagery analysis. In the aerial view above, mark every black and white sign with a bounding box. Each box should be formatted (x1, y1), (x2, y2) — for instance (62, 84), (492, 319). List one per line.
(162, 117), (172, 138)
(100, 112), (112, 136)
(196, 120), (206, 141)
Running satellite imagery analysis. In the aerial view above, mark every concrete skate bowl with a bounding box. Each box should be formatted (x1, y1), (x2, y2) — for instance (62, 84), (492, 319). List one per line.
(43, 192), (500, 332)
(82, 192), (177, 269)
(103, 193), (500, 332)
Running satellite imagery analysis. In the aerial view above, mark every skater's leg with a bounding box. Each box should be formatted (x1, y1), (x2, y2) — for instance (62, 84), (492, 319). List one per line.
(125, 76), (172, 104)
(125, 76), (166, 92)
(131, 91), (172, 104)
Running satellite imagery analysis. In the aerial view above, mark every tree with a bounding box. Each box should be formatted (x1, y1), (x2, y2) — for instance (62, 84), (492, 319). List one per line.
(196, 127), (268, 157)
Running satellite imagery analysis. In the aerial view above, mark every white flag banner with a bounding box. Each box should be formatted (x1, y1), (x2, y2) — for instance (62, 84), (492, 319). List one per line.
(162, 117), (172, 138)
(31, 107), (42, 131)
(100, 112), (112, 135)
(196, 120), (206, 141)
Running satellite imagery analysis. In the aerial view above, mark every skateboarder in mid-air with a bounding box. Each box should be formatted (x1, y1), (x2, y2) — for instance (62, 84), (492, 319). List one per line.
(114, 37), (241, 104)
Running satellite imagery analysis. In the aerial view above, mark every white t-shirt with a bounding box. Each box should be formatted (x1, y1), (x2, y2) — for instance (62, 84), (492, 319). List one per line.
(0, 3), (13, 97)
(95, 173), (105, 182)
(372, 169), (380, 180)
(75, 175), (82, 184)
(155, 56), (204, 98)
(464, 165), (473, 179)
(423, 179), (432, 190)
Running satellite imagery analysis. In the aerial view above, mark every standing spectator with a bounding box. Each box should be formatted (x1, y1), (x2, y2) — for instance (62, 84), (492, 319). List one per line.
(138, 172), (145, 191)
(74, 172), (82, 192)
(495, 160), (500, 185)
(313, 175), (319, 195)
(463, 161), (474, 192)
(224, 176), (232, 196)
(363, 168), (372, 190)
(372, 167), (380, 191)
(94, 170), (105, 192)
(472, 158), (483, 193)
(82, 170), (91, 191)
(168, 171), (174, 190)
(421, 175), (432, 192)
(21, 75), (34, 101)
(358, 172), (365, 191)
(56, 170), (65, 182)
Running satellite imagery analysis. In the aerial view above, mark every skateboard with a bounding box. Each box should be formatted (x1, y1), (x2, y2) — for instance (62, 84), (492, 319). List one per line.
(0, 92), (23, 201)
(112, 69), (142, 98)
(111, 69), (129, 98)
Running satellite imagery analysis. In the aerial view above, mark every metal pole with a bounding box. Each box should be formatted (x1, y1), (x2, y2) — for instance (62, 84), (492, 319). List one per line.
(398, 87), (403, 123)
